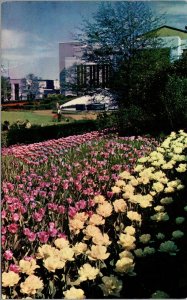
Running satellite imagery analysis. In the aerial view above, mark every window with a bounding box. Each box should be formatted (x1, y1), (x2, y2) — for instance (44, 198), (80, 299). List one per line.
(14, 83), (19, 101)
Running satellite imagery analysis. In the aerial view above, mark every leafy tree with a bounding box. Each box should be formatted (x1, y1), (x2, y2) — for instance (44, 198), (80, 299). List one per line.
(161, 75), (187, 129)
(78, 2), (163, 64)
(169, 52), (187, 77)
(1, 76), (11, 102)
(77, 2), (167, 103)
(76, 1), (173, 134)
(24, 73), (41, 100)
(145, 55), (187, 132)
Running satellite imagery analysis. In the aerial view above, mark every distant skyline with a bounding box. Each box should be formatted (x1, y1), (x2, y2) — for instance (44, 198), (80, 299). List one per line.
(1, 1), (187, 80)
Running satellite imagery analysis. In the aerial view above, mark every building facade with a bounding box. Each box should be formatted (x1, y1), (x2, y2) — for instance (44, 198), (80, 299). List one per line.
(37, 79), (60, 99)
(9, 78), (60, 101)
(149, 25), (187, 61)
(59, 42), (111, 96)
(10, 78), (28, 101)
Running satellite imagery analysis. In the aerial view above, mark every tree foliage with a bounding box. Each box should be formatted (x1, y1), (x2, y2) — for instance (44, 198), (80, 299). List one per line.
(78, 2), (163, 67)
(78, 2), (168, 108)
(77, 2), (187, 134)
(1, 76), (11, 102)
(144, 55), (187, 132)
(23, 73), (41, 100)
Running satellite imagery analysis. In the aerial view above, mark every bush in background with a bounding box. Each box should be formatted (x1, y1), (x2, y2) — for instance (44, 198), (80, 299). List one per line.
(4, 120), (98, 146)
(96, 111), (118, 130)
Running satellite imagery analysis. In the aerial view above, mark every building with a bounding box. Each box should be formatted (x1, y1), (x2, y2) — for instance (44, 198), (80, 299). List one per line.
(59, 41), (111, 96)
(37, 79), (60, 99)
(146, 25), (187, 61)
(59, 41), (82, 95)
(10, 78), (28, 101)
(9, 78), (60, 101)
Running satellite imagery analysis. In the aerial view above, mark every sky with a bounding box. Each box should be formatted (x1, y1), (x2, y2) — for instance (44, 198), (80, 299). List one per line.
(1, 0), (187, 80)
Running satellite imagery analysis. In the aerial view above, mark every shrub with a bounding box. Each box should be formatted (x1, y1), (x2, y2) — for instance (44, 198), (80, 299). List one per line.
(96, 111), (118, 130)
(6, 120), (98, 146)
(2, 121), (10, 131)
(1, 131), (8, 147)
(116, 105), (159, 136)
(23, 103), (55, 110)
(160, 75), (187, 130)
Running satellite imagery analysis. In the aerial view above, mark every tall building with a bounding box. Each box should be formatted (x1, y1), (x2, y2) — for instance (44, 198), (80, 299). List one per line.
(59, 41), (82, 95)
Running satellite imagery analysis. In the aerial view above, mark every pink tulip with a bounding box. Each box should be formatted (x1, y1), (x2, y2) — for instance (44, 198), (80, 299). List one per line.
(19, 206), (27, 214)
(38, 231), (49, 243)
(1, 210), (7, 219)
(49, 222), (55, 229)
(24, 256), (33, 261)
(33, 212), (43, 222)
(12, 213), (19, 222)
(27, 232), (36, 242)
(88, 199), (95, 207)
(23, 228), (31, 235)
(63, 182), (69, 190)
(4, 250), (13, 260)
(2, 235), (6, 246)
(49, 228), (58, 237)
(68, 206), (77, 218)
(7, 223), (18, 234)
(9, 264), (20, 273)
(48, 203), (58, 211)
(67, 198), (73, 204)
(58, 205), (65, 214)
(107, 191), (114, 198)
(30, 202), (37, 208)
(7, 183), (14, 191)
(78, 200), (87, 210)
(2, 226), (7, 235)
(57, 233), (67, 239)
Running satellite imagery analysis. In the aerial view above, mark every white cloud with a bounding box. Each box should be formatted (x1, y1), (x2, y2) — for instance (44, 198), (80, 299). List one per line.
(1, 29), (56, 69)
(1, 29), (53, 50)
(1, 29), (58, 79)
(1, 29), (27, 49)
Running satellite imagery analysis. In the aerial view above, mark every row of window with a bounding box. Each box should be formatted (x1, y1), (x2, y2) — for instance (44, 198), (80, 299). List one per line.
(76, 64), (112, 88)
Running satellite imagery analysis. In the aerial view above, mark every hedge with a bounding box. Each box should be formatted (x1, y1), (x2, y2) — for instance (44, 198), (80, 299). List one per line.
(2, 103), (56, 111)
(2, 120), (98, 147)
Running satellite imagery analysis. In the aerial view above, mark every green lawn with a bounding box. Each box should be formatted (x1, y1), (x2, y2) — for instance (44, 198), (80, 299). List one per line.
(1, 111), (69, 125)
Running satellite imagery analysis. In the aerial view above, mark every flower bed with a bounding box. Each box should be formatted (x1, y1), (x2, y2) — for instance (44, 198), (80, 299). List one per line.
(2, 130), (187, 299)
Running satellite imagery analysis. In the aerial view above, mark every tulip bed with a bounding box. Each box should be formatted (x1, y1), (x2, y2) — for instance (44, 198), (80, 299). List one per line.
(1, 130), (187, 299)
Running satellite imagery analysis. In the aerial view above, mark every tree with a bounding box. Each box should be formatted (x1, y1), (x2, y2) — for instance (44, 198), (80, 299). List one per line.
(1, 76), (11, 102)
(144, 55), (187, 132)
(77, 2), (170, 134)
(77, 1), (166, 99)
(161, 75), (187, 130)
(24, 73), (40, 100)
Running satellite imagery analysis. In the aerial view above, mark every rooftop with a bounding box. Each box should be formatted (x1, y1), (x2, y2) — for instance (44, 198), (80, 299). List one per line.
(147, 25), (187, 39)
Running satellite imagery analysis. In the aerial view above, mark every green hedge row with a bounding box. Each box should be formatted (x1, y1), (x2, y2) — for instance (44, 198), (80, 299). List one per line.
(2, 103), (55, 111)
(2, 120), (98, 147)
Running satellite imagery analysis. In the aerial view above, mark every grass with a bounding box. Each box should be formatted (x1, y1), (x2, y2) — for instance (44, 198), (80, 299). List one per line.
(1, 111), (71, 125)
